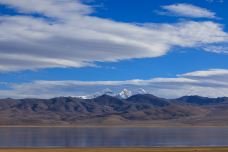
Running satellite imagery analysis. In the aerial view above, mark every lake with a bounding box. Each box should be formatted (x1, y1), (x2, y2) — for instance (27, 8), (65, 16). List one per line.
(0, 127), (228, 147)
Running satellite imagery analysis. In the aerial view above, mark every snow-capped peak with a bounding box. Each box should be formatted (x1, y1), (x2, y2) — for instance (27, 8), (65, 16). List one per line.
(80, 88), (148, 99)
(117, 89), (132, 99)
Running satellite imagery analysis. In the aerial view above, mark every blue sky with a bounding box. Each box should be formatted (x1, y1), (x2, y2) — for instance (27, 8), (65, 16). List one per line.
(0, 0), (228, 98)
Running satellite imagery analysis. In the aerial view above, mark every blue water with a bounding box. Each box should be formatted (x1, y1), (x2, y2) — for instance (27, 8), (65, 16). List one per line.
(0, 127), (227, 147)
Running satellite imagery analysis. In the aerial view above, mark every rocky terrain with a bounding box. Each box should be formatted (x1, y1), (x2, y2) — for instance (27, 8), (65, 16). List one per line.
(0, 94), (228, 126)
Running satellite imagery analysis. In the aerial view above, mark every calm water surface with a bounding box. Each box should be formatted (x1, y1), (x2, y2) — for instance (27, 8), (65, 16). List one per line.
(0, 127), (228, 147)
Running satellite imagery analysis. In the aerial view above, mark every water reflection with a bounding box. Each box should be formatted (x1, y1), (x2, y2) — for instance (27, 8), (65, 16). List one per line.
(0, 127), (227, 147)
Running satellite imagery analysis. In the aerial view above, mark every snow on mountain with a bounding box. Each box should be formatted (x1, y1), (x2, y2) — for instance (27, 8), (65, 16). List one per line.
(116, 89), (132, 99)
(79, 88), (149, 99)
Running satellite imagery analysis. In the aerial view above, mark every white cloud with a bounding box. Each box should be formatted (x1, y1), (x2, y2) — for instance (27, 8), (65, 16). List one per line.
(1, 69), (228, 99)
(181, 69), (228, 77)
(161, 3), (217, 18)
(0, 1), (227, 71)
(0, 0), (93, 17)
(203, 45), (228, 53)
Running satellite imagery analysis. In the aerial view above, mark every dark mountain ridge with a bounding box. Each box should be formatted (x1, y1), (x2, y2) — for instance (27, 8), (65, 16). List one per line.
(175, 95), (228, 105)
(0, 94), (228, 126)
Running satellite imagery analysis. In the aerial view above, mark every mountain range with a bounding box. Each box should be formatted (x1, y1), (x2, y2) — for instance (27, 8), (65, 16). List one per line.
(79, 88), (146, 99)
(1, 92), (228, 126)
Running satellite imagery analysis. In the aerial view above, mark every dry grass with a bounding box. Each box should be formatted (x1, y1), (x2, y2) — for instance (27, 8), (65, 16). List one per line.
(0, 147), (228, 152)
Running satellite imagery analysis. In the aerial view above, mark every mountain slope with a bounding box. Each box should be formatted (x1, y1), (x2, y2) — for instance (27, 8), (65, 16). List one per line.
(176, 96), (228, 105)
(0, 94), (227, 126)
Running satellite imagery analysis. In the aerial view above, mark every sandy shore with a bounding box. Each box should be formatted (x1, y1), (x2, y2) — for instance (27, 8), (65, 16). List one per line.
(0, 147), (228, 152)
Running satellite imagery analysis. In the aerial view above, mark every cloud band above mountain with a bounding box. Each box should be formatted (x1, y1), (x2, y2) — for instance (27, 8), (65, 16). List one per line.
(0, 69), (228, 99)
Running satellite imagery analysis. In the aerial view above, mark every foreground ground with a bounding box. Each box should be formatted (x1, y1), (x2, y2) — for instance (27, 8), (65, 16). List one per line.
(1, 148), (228, 152)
